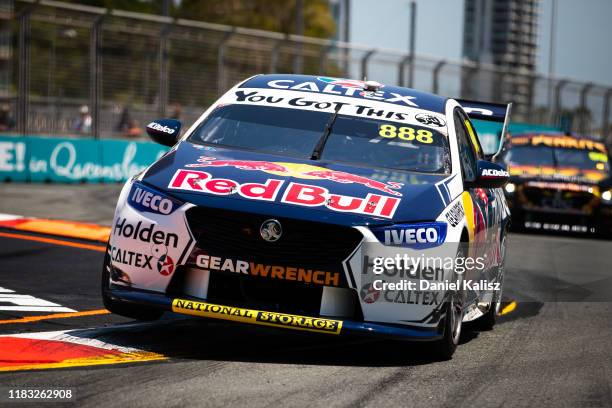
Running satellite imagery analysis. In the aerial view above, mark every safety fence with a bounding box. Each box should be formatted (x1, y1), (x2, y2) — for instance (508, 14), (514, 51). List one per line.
(1, 0), (611, 144)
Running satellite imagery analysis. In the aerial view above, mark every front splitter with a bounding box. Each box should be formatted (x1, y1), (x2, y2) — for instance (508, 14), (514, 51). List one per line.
(109, 289), (442, 341)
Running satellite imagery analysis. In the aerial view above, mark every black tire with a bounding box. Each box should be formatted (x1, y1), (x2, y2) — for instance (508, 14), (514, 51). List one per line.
(472, 233), (506, 331)
(101, 246), (163, 321)
(473, 302), (497, 331)
(430, 238), (469, 360)
(431, 293), (464, 360)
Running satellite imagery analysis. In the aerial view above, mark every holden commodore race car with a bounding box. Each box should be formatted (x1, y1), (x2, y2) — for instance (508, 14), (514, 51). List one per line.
(102, 74), (511, 358)
(501, 132), (612, 235)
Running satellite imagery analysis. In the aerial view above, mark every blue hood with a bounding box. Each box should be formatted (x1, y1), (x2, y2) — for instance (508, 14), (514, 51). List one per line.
(142, 142), (448, 226)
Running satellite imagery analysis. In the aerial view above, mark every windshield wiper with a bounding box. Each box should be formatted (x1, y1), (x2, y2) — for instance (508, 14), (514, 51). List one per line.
(310, 104), (342, 160)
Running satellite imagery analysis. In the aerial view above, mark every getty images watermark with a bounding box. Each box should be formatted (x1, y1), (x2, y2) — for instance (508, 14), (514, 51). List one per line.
(370, 252), (500, 291)
(359, 242), (503, 305)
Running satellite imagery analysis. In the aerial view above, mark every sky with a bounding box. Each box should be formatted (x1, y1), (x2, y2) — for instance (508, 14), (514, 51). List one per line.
(350, 0), (612, 87)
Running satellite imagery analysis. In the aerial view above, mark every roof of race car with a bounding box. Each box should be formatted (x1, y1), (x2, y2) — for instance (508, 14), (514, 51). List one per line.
(240, 74), (448, 114)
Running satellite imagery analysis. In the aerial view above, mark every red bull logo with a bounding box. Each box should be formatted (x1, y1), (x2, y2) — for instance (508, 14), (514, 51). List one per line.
(186, 157), (403, 196)
(168, 169), (401, 219)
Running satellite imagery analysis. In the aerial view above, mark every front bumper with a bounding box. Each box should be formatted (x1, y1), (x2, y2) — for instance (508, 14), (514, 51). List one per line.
(107, 287), (442, 341)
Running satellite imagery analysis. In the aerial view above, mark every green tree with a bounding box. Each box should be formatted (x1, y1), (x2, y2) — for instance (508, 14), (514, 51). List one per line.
(175, 0), (335, 38)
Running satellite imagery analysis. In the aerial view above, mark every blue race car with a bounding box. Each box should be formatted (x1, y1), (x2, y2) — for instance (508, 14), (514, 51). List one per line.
(102, 74), (511, 359)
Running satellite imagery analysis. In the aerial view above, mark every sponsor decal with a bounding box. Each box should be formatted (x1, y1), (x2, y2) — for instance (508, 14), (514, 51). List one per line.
(524, 221), (591, 233)
(186, 157), (403, 196)
(371, 222), (447, 249)
(445, 200), (464, 227)
(525, 181), (595, 193)
(111, 246), (153, 268)
(316, 76), (374, 89)
(156, 254), (175, 276)
(110, 245), (175, 276)
(113, 217), (179, 248)
(266, 78), (418, 107)
(415, 113), (445, 127)
(171, 299), (342, 334)
(169, 169), (401, 218)
(360, 256), (444, 306)
(360, 282), (381, 304)
(195, 254), (340, 286)
(193, 145), (216, 151)
(508, 165), (607, 183)
(147, 122), (175, 134)
(588, 151), (608, 162)
(360, 281), (441, 305)
(481, 168), (509, 178)
(512, 134), (607, 152)
(231, 90), (446, 129)
(381, 287), (440, 305)
(128, 184), (177, 215)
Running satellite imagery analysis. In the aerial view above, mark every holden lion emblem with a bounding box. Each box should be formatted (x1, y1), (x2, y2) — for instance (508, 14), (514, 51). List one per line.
(260, 219), (282, 242)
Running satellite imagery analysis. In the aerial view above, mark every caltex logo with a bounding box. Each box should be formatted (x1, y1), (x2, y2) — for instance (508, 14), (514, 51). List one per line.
(157, 255), (175, 276)
(360, 282), (380, 304)
(316, 76), (374, 89)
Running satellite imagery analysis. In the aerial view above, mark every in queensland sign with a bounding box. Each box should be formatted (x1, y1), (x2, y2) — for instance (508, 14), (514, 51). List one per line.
(0, 136), (168, 183)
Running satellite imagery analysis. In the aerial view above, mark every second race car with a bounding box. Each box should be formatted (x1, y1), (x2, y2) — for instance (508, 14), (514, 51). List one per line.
(501, 132), (612, 235)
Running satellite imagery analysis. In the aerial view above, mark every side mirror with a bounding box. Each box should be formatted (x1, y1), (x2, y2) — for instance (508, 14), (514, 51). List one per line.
(471, 160), (509, 189)
(146, 119), (181, 147)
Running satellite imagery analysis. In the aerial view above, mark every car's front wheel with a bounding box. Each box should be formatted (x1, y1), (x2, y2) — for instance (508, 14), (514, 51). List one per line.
(432, 290), (464, 360)
(473, 234), (506, 330)
(101, 246), (163, 321)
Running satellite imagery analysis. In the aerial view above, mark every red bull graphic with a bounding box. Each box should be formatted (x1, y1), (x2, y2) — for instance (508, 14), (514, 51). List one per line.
(186, 157), (403, 196)
(168, 169), (401, 219)
(186, 157), (290, 172)
(301, 170), (402, 196)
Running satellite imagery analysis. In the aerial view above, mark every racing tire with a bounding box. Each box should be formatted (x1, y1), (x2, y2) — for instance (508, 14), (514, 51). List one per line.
(101, 246), (163, 321)
(432, 291), (464, 360)
(473, 234), (506, 331)
(431, 238), (469, 360)
(473, 300), (497, 331)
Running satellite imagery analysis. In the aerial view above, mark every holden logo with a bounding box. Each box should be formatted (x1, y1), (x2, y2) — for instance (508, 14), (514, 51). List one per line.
(260, 219), (282, 242)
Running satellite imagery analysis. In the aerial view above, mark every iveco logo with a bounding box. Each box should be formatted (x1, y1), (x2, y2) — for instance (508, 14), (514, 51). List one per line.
(260, 219), (282, 242)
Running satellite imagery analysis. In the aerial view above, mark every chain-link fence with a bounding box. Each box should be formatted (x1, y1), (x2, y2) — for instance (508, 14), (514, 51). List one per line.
(2, 0), (612, 144)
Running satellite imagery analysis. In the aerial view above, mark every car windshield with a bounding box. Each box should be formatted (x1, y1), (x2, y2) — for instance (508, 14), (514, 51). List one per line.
(506, 145), (609, 171)
(554, 148), (609, 171)
(188, 104), (451, 174)
(506, 146), (554, 166)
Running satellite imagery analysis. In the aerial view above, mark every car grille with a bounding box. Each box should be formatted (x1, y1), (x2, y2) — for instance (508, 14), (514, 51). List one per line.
(185, 206), (363, 284)
(206, 271), (324, 315)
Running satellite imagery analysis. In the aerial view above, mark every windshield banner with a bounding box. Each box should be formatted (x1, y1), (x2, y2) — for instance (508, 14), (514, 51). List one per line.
(222, 88), (448, 134)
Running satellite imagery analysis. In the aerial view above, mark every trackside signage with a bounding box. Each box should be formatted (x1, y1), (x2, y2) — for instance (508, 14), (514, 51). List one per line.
(0, 136), (168, 183)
